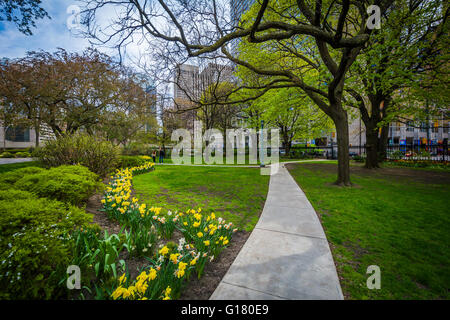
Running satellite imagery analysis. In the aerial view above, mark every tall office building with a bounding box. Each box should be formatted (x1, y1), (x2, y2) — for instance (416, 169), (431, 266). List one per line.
(172, 63), (235, 133)
(230, 0), (254, 26)
(200, 63), (234, 88)
(229, 0), (255, 55)
(173, 63), (234, 103)
(174, 64), (200, 102)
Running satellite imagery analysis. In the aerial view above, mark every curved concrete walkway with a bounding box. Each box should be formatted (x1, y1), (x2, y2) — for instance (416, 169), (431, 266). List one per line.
(210, 163), (343, 300)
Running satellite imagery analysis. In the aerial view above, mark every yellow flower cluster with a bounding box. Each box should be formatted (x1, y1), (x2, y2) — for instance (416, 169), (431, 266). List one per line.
(111, 268), (157, 300)
(176, 262), (188, 278)
(101, 163), (240, 300)
(163, 286), (171, 300)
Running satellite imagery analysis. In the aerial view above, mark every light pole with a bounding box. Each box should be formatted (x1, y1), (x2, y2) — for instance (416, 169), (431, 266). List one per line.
(260, 120), (265, 167)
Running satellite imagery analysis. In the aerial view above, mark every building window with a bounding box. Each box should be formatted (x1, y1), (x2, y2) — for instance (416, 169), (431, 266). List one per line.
(406, 121), (414, 132)
(420, 122), (427, 133)
(5, 126), (30, 142)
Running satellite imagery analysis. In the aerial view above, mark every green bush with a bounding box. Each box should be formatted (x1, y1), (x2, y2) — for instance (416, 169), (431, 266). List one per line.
(0, 189), (36, 200)
(14, 165), (101, 206)
(14, 151), (31, 158)
(390, 150), (404, 160)
(387, 160), (449, 170)
(121, 143), (154, 156)
(353, 155), (366, 163)
(35, 133), (120, 177)
(0, 167), (45, 189)
(0, 196), (93, 299)
(0, 152), (14, 158)
(118, 155), (148, 168)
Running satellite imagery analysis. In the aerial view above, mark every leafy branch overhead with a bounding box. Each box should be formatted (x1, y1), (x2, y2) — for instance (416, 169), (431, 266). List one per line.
(0, 0), (50, 35)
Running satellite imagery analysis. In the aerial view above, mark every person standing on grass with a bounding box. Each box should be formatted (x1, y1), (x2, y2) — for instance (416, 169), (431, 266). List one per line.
(151, 150), (157, 163)
(159, 147), (165, 164)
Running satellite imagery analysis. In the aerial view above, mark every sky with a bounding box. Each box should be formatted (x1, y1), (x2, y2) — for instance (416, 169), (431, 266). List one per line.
(0, 0), (95, 59)
(0, 0), (141, 63)
(0, 0), (171, 95)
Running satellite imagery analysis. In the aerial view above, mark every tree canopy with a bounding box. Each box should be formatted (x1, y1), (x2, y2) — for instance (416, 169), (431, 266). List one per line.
(0, 0), (49, 35)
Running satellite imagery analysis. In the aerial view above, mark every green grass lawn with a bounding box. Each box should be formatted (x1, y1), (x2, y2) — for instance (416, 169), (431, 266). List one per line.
(0, 161), (41, 174)
(157, 155), (318, 165)
(133, 165), (270, 231)
(287, 162), (450, 300)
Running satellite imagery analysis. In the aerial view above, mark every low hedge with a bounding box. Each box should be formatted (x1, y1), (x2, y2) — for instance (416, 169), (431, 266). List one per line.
(0, 195), (93, 299)
(13, 165), (102, 206)
(0, 152), (14, 158)
(0, 167), (45, 188)
(14, 151), (31, 158)
(118, 155), (152, 168)
(386, 160), (449, 169)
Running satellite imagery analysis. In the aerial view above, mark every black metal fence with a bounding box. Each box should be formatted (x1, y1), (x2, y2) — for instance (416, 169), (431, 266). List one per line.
(385, 144), (449, 162)
(163, 144), (449, 162)
(283, 144), (449, 162)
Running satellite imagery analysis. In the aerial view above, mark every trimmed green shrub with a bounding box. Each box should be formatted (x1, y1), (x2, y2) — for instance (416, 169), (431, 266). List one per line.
(353, 155), (366, 163)
(121, 143), (153, 156)
(0, 152), (14, 158)
(386, 160), (449, 170)
(390, 150), (404, 160)
(118, 155), (148, 168)
(14, 151), (31, 158)
(0, 189), (35, 200)
(0, 161), (42, 175)
(0, 166), (45, 189)
(35, 133), (120, 177)
(0, 196), (93, 299)
(14, 165), (102, 206)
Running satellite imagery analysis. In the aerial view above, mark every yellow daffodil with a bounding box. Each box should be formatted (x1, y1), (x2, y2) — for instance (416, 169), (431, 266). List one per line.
(148, 268), (157, 280)
(119, 273), (126, 285)
(170, 253), (180, 264)
(159, 246), (169, 255)
(111, 286), (126, 300)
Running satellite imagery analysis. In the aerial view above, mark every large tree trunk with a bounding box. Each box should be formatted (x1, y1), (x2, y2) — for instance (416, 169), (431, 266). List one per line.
(333, 112), (351, 186)
(365, 121), (380, 169)
(2, 125), (6, 151)
(363, 96), (390, 168)
(286, 140), (292, 158)
(378, 125), (389, 162)
(34, 119), (40, 147)
(281, 128), (291, 158)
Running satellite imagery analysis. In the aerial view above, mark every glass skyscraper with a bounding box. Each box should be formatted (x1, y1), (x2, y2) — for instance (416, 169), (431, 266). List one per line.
(229, 0), (255, 55)
(230, 0), (255, 26)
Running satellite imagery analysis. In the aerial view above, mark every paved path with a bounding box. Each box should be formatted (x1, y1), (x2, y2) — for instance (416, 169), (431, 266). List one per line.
(0, 158), (34, 165)
(210, 163), (343, 300)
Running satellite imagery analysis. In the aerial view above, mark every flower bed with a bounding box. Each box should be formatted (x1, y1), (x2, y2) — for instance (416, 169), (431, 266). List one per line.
(386, 159), (449, 169)
(100, 162), (237, 300)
